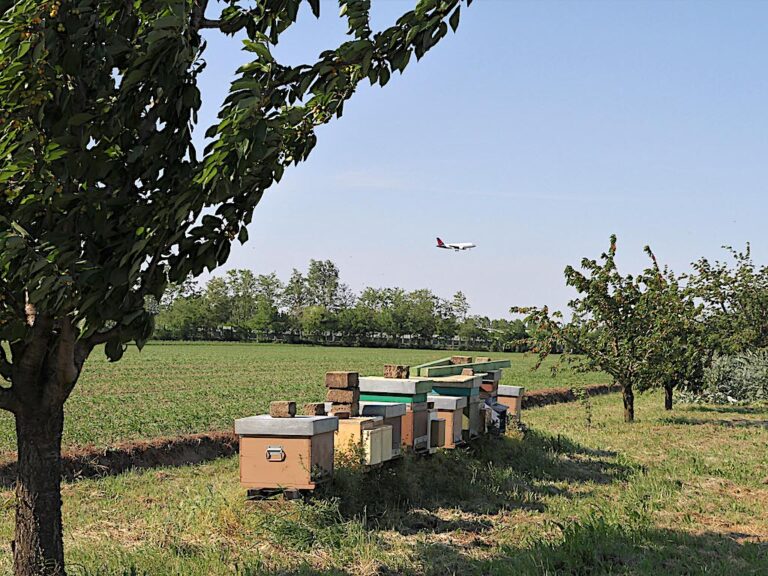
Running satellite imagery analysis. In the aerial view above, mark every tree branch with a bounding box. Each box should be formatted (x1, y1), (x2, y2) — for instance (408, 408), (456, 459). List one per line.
(85, 325), (122, 347)
(190, 0), (211, 33)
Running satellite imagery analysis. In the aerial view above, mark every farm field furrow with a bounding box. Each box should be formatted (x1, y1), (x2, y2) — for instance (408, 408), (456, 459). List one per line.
(1, 391), (765, 575)
(0, 343), (607, 455)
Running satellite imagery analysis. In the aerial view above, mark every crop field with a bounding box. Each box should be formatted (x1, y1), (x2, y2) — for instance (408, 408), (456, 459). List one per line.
(0, 342), (607, 456)
(1, 391), (766, 575)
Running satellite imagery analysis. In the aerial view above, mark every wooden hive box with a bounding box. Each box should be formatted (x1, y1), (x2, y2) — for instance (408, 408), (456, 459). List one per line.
(463, 396), (485, 441)
(429, 410), (446, 452)
(402, 402), (430, 453)
(358, 377), (433, 454)
(428, 394), (467, 448)
(497, 385), (525, 420)
(336, 416), (396, 465)
(359, 402), (406, 458)
(235, 415), (338, 491)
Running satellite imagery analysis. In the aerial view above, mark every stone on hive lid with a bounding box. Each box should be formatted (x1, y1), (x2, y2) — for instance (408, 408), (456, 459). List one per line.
(235, 415), (338, 436)
(450, 355), (473, 365)
(326, 388), (360, 404)
(325, 371), (359, 389)
(302, 402), (326, 416)
(269, 401), (296, 418)
(384, 364), (410, 379)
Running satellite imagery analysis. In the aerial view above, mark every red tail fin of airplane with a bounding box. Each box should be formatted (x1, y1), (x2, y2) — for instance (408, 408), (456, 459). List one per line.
(436, 237), (445, 247)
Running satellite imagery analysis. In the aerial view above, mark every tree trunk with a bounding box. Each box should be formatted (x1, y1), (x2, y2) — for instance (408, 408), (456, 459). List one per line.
(622, 384), (635, 423)
(664, 385), (673, 410)
(13, 403), (66, 576)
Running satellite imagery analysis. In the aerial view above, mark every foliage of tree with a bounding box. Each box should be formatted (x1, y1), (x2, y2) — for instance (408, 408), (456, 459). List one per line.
(155, 262), (522, 349)
(513, 236), (707, 422)
(0, 0), (470, 572)
(686, 244), (768, 356)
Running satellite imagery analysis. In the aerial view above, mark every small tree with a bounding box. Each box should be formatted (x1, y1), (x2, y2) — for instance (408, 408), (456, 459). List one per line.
(0, 0), (469, 572)
(514, 236), (672, 423)
(642, 248), (706, 410)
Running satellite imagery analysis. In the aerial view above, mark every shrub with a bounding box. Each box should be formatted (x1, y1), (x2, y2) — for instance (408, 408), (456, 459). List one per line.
(679, 349), (768, 404)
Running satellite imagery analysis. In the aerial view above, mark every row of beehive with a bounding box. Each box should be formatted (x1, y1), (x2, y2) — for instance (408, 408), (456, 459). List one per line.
(234, 356), (525, 493)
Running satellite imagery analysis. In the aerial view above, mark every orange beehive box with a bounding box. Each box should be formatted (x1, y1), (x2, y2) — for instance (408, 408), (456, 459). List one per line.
(497, 386), (525, 420)
(235, 415), (338, 490)
(401, 402), (430, 453)
(428, 395), (467, 448)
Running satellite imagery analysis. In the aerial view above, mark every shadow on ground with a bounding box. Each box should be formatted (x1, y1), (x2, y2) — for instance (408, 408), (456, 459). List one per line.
(85, 522), (767, 576)
(661, 416), (768, 429)
(265, 522), (768, 576)
(312, 429), (639, 534)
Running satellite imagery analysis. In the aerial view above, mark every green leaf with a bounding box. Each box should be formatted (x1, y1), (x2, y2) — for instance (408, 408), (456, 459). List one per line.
(449, 6), (460, 33)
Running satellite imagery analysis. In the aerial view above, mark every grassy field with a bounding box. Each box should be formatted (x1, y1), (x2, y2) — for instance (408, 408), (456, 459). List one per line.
(0, 342), (607, 455)
(1, 391), (765, 575)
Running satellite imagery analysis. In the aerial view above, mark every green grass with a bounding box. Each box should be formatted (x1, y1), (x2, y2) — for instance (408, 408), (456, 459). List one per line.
(1, 391), (765, 575)
(0, 342), (606, 455)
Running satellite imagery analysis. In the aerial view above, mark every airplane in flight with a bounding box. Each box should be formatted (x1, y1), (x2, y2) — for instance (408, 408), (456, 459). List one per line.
(436, 237), (476, 251)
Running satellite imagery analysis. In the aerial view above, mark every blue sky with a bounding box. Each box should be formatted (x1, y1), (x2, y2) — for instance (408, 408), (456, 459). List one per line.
(196, 1), (768, 318)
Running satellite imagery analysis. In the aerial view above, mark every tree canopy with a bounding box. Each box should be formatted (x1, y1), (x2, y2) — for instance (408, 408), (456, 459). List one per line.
(0, 1), (471, 573)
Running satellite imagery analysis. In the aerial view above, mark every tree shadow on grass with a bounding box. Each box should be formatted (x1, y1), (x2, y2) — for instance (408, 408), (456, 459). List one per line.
(681, 404), (768, 416)
(661, 416), (768, 429)
(243, 520), (768, 576)
(315, 428), (639, 535)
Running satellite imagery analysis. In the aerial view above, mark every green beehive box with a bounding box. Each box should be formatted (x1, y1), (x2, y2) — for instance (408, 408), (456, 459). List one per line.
(421, 359), (511, 378)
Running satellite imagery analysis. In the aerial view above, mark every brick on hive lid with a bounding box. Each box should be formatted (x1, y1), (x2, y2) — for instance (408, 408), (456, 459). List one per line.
(475, 356), (492, 363)
(269, 401), (296, 418)
(384, 364), (410, 379)
(326, 388), (360, 404)
(461, 368), (475, 376)
(451, 356), (472, 365)
(332, 410), (351, 420)
(331, 402), (359, 417)
(302, 402), (326, 416)
(325, 371), (359, 389)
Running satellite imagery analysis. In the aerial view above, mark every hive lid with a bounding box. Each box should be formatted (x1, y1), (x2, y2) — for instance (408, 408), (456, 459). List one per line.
(498, 385), (525, 397)
(359, 401), (407, 418)
(358, 376), (434, 395)
(428, 374), (484, 388)
(234, 414), (338, 436)
(428, 394), (468, 410)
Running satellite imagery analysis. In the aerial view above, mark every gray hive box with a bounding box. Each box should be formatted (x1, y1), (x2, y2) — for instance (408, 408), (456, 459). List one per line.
(428, 395), (468, 411)
(358, 376), (434, 395)
(359, 401), (407, 418)
(498, 385), (525, 397)
(235, 414), (338, 436)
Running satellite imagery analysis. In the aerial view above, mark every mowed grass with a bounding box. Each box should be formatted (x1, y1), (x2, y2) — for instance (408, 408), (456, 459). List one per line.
(0, 342), (606, 455)
(1, 391), (765, 575)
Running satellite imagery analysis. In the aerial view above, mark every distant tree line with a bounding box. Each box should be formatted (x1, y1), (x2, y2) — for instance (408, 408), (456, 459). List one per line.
(153, 259), (531, 351)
